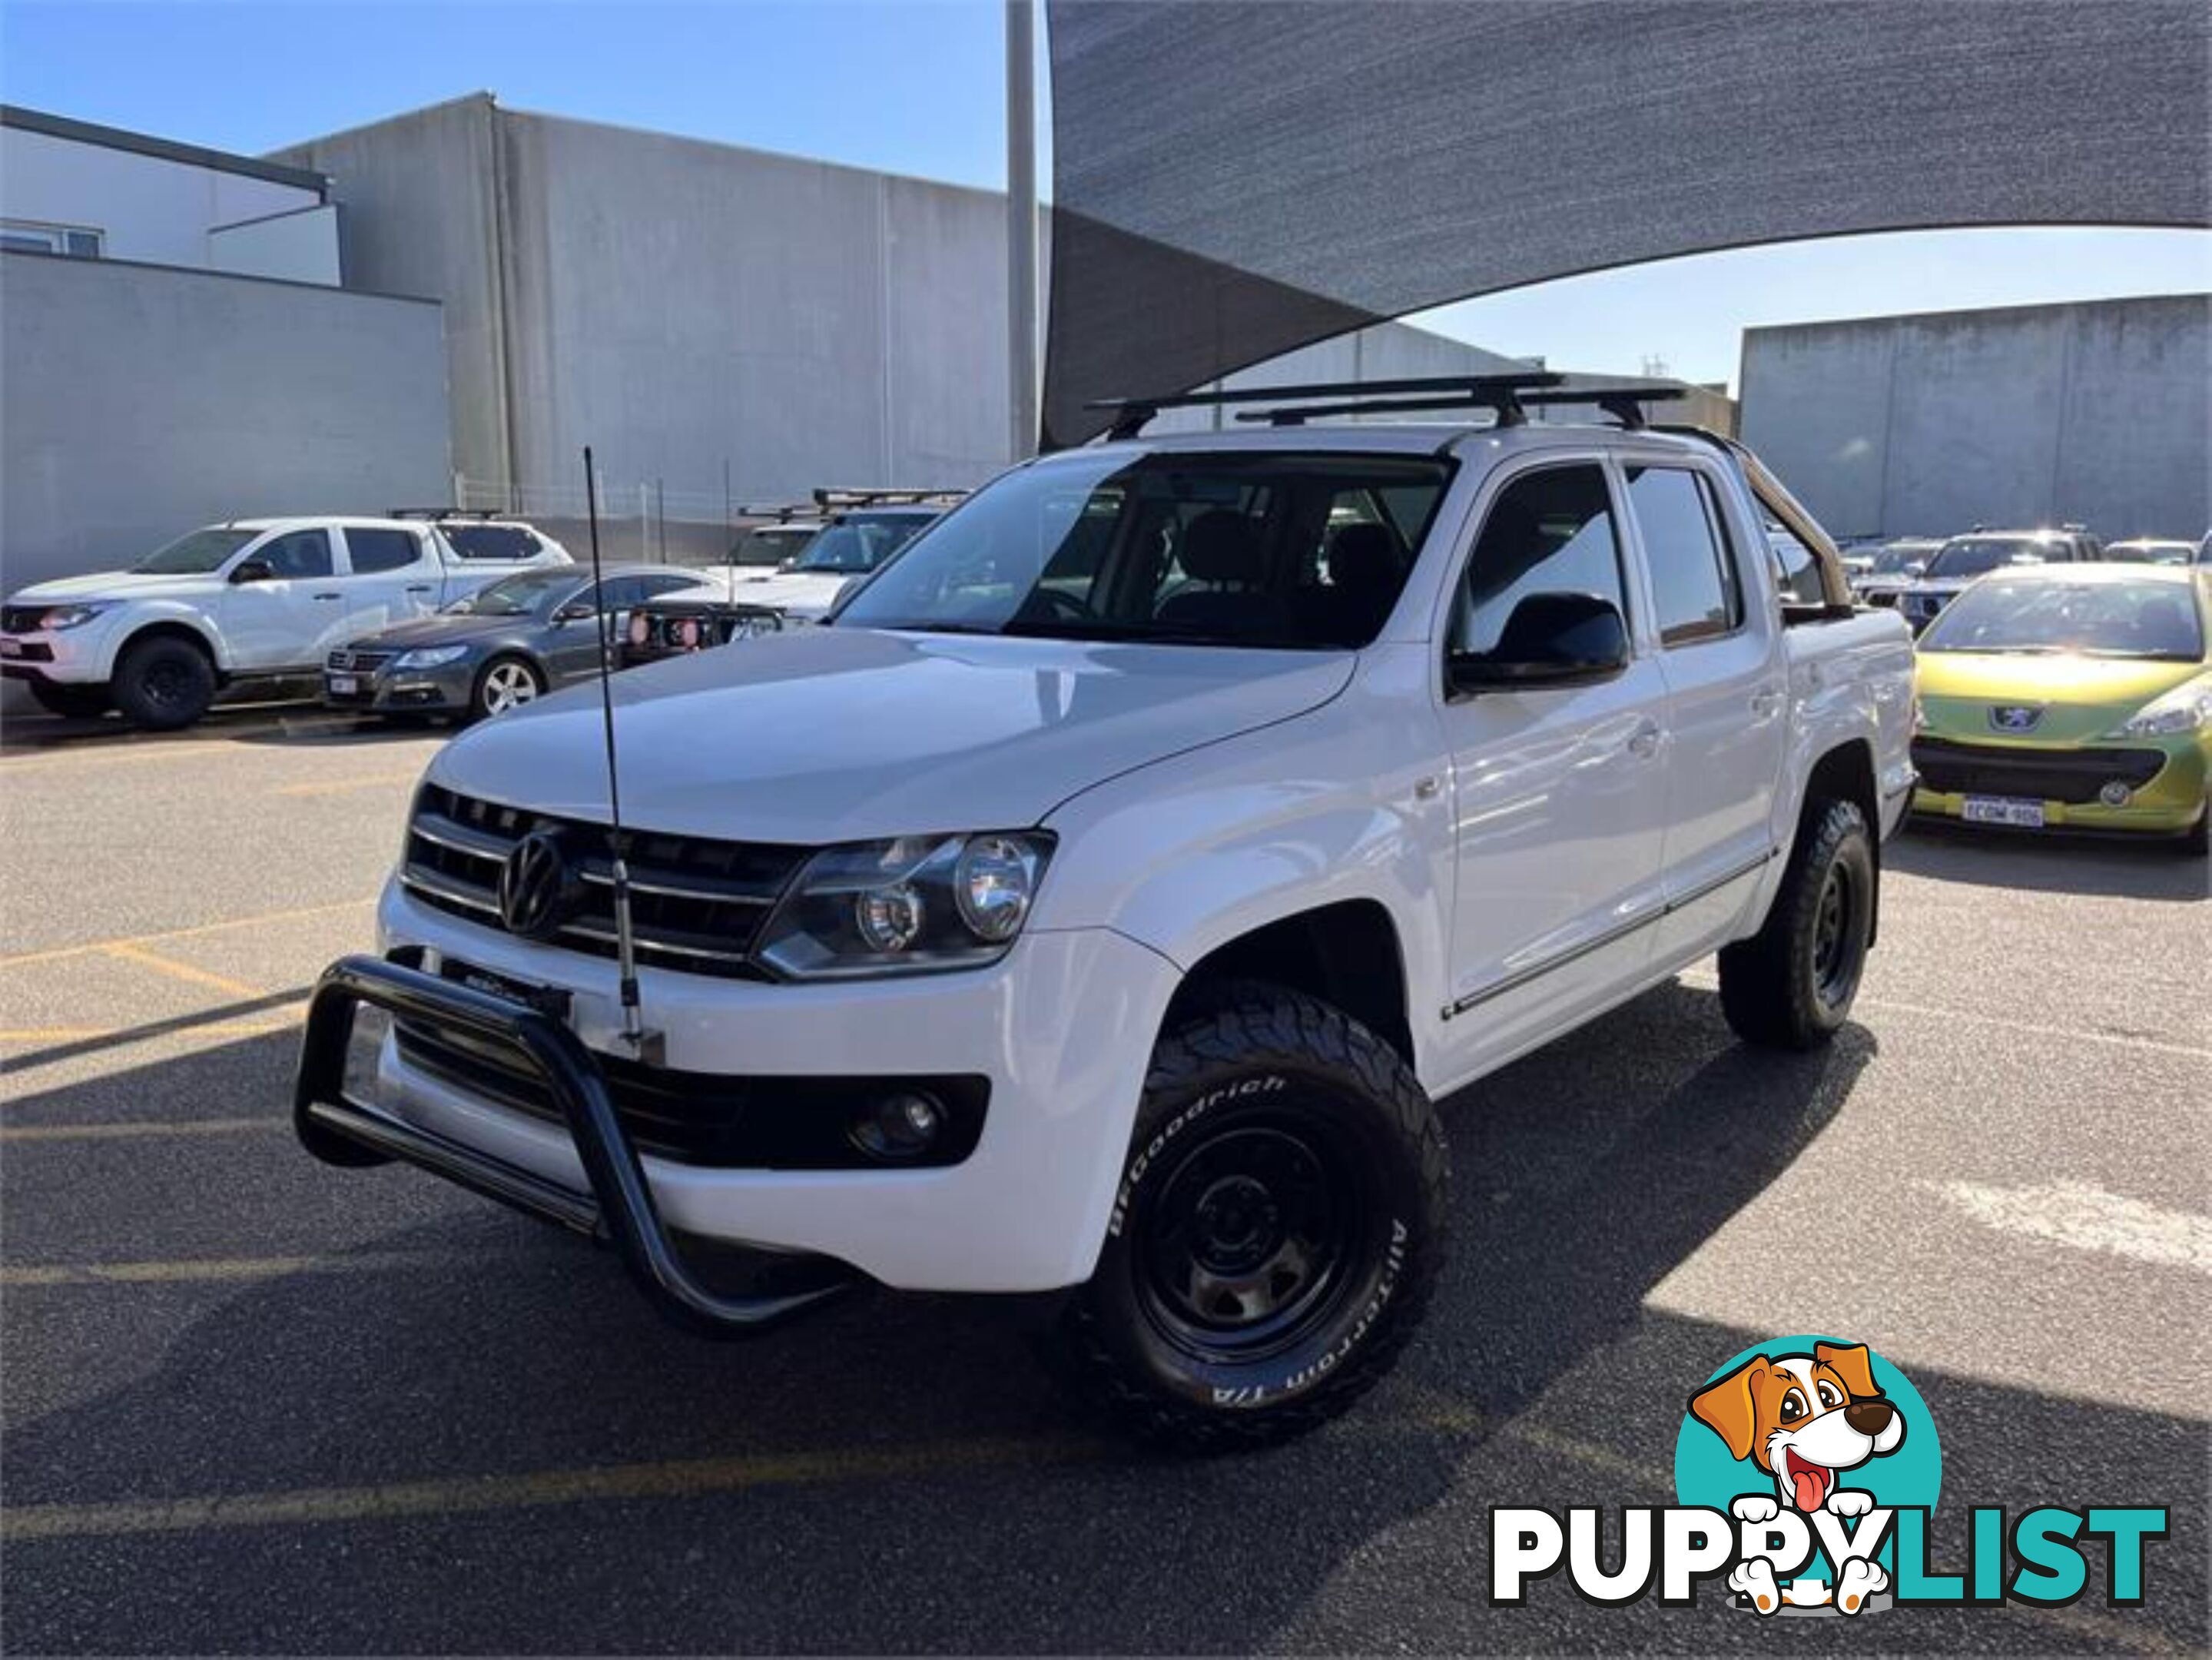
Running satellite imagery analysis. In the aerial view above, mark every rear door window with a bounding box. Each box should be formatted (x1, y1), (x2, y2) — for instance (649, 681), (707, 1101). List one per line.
(1627, 466), (1743, 646)
(344, 527), (424, 574)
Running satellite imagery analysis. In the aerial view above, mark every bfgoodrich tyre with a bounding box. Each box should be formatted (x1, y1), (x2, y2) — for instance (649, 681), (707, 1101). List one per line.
(1048, 984), (1448, 1451)
(1719, 798), (1875, 1049)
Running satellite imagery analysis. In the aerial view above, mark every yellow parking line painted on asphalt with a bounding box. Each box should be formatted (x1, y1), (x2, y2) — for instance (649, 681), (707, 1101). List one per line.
(0, 1436), (1093, 1542)
(2, 715), (371, 773)
(102, 942), (267, 1001)
(0, 1247), (523, 1287)
(276, 772), (422, 798)
(0, 898), (374, 971)
(0, 1021), (299, 1046)
(0, 1117), (285, 1143)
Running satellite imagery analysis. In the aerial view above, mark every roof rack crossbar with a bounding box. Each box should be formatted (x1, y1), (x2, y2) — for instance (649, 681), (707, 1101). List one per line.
(1230, 383), (1693, 431)
(810, 487), (968, 509)
(1518, 386), (1688, 430)
(1089, 372), (1567, 440)
(389, 507), (513, 520)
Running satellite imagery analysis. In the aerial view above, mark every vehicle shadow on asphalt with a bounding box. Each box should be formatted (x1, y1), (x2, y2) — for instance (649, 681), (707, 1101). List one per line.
(2, 990), (2201, 1652)
(1890, 822), (2207, 902)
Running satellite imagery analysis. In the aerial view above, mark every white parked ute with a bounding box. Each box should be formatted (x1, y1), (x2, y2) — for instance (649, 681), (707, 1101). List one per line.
(294, 377), (1916, 1449)
(1, 516), (570, 728)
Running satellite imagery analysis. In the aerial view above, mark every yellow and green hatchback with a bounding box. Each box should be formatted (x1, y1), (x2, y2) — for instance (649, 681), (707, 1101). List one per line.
(1912, 564), (2211, 852)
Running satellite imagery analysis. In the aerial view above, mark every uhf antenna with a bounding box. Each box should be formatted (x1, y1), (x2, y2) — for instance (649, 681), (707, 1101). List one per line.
(582, 446), (662, 1066)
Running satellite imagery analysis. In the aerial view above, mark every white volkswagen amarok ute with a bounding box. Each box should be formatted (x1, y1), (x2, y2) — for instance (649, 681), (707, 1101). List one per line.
(296, 378), (1916, 1449)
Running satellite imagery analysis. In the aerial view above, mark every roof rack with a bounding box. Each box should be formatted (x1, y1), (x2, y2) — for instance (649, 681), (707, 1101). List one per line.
(388, 507), (520, 521)
(1229, 383), (1689, 431)
(731, 503), (821, 524)
(811, 487), (967, 510)
(1087, 373), (1566, 440)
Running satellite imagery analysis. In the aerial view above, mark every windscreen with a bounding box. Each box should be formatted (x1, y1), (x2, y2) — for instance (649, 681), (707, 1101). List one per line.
(443, 570), (578, 616)
(792, 515), (932, 574)
(1921, 578), (2204, 662)
(131, 528), (257, 575)
(1926, 537), (2054, 579)
(834, 451), (1451, 649)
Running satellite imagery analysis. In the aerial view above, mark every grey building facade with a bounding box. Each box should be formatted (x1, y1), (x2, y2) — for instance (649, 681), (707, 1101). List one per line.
(1739, 294), (2210, 541)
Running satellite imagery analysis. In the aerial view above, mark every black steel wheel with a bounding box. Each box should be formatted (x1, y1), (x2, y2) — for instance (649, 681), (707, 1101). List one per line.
(1720, 797), (1875, 1049)
(1047, 983), (1448, 1451)
(111, 634), (216, 731)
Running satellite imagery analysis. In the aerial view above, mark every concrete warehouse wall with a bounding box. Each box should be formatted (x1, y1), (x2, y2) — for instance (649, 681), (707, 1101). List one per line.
(275, 95), (1019, 506)
(0, 250), (450, 593)
(1739, 294), (2211, 541)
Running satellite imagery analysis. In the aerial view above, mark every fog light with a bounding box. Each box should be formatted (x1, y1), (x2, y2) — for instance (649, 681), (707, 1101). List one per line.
(854, 884), (923, 951)
(850, 1090), (945, 1160)
(2099, 781), (2132, 807)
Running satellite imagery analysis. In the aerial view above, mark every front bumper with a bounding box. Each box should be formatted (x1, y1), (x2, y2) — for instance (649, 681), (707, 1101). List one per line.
(307, 878), (1180, 1295)
(322, 661), (473, 712)
(1910, 733), (2208, 836)
(0, 622), (114, 684)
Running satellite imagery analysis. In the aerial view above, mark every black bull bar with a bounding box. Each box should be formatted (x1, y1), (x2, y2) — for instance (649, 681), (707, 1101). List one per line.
(293, 953), (857, 1334)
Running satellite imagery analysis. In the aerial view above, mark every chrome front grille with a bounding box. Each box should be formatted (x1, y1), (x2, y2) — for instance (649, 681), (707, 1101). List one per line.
(400, 784), (810, 979)
(327, 649), (396, 672)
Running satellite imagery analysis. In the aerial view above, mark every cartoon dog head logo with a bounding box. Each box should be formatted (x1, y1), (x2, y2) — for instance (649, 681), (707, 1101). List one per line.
(1690, 1340), (1905, 1515)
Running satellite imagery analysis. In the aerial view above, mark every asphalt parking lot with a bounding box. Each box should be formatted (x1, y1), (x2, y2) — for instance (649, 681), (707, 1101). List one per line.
(2, 702), (2206, 1655)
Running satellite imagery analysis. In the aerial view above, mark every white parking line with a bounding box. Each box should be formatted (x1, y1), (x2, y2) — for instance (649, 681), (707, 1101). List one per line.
(1922, 1178), (2212, 1275)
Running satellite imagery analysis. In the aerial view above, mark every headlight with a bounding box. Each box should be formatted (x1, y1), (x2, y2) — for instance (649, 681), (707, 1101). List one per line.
(756, 831), (1052, 979)
(393, 645), (471, 669)
(38, 603), (110, 630)
(2111, 676), (2212, 738)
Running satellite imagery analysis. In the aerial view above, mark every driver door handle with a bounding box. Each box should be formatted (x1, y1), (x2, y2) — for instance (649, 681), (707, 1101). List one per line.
(312, 592), (342, 602)
(1627, 719), (1663, 759)
(1749, 685), (1786, 721)
(404, 583), (434, 594)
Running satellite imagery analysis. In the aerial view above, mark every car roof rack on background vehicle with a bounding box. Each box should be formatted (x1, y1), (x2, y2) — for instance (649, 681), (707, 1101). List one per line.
(810, 487), (968, 510)
(387, 507), (517, 522)
(731, 503), (821, 524)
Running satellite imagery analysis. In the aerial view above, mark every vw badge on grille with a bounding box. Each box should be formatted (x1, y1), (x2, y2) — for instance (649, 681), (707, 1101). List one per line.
(499, 828), (577, 939)
(1988, 704), (2045, 734)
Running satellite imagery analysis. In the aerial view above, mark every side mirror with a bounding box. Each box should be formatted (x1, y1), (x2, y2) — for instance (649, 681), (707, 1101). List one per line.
(229, 558), (275, 584)
(1903, 560), (1927, 578)
(1448, 592), (1630, 695)
(552, 601), (595, 623)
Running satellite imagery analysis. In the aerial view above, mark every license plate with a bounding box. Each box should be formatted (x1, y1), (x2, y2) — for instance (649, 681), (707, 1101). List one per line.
(1962, 795), (2045, 828)
(437, 957), (572, 1019)
(0, 638), (22, 657)
(327, 673), (358, 696)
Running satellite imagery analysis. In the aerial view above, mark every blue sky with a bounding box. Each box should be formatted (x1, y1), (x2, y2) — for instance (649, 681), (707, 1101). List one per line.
(5, 0), (2204, 390)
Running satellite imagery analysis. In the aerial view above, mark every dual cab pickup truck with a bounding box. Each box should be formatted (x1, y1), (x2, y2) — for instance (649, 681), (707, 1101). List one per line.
(2, 516), (571, 729)
(293, 393), (1916, 1449)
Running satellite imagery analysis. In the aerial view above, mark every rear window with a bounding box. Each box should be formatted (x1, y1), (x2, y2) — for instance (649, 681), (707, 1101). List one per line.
(442, 524), (543, 561)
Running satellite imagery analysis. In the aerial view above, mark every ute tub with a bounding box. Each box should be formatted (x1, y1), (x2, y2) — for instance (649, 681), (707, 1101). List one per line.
(337, 878), (1179, 1293)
